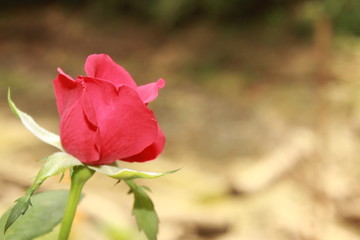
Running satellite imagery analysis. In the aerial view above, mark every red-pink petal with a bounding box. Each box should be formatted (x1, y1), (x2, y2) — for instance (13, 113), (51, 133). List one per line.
(82, 77), (158, 165)
(137, 78), (165, 104)
(53, 69), (82, 117)
(57, 67), (74, 81)
(122, 127), (165, 162)
(84, 54), (137, 89)
(60, 98), (100, 164)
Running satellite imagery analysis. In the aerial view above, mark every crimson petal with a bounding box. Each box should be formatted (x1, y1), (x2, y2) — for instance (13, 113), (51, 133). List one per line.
(53, 69), (82, 117)
(84, 54), (137, 89)
(122, 127), (165, 162)
(82, 77), (158, 165)
(60, 98), (100, 163)
(137, 78), (165, 104)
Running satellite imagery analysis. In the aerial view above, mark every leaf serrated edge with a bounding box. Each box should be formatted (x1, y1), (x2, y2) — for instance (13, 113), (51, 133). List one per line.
(4, 194), (31, 233)
(125, 180), (159, 240)
(4, 152), (83, 233)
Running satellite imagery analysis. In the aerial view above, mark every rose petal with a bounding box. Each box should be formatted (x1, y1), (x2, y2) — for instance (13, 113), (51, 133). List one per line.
(84, 54), (137, 89)
(57, 67), (74, 81)
(122, 127), (165, 162)
(53, 69), (81, 117)
(82, 77), (158, 165)
(60, 97), (100, 164)
(137, 78), (165, 104)
(81, 88), (98, 126)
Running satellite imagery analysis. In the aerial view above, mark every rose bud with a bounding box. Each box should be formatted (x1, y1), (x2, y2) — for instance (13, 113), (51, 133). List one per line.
(53, 54), (165, 165)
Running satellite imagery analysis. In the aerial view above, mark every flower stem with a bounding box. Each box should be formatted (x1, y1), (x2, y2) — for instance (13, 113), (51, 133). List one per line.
(58, 166), (94, 240)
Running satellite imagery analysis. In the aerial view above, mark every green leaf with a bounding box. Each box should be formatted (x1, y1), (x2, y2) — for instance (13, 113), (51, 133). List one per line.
(4, 152), (83, 232)
(88, 164), (179, 181)
(0, 190), (69, 240)
(2, 193), (32, 235)
(7, 89), (63, 150)
(126, 180), (159, 240)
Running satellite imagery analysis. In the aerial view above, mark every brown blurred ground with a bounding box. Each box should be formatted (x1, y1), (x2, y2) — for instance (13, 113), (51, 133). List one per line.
(2, 4), (360, 240)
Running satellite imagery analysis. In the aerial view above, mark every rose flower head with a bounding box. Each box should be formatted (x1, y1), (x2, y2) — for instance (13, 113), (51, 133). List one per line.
(53, 54), (165, 165)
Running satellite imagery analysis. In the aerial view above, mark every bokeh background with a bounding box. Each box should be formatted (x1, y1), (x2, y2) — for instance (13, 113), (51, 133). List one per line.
(2, 0), (360, 239)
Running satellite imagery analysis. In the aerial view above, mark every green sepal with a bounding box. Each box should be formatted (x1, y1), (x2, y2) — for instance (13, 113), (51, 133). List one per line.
(7, 89), (63, 151)
(125, 180), (159, 240)
(88, 164), (179, 181)
(4, 152), (83, 232)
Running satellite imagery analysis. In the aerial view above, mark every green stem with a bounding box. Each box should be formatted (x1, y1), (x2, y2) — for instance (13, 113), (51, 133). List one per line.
(58, 166), (94, 240)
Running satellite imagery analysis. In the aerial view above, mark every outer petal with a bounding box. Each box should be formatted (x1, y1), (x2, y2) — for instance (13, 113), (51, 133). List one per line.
(84, 54), (137, 89)
(137, 78), (165, 104)
(82, 77), (158, 165)
(53, 69), (81, 117)
(122, 127), (165, 162)
(60, 97), (100, 164)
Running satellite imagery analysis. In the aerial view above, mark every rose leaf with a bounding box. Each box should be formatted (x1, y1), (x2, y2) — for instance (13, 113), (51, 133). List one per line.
(126, 180), (159, 240)
(0, 190), (69, 240)
(3, 152), (83, 232)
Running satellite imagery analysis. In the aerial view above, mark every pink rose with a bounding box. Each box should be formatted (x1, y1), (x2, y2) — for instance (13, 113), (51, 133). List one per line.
(53, 54), (165, 165)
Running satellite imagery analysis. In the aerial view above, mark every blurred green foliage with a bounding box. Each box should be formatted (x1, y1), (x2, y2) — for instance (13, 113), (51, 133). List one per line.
(299, 0), (360, 35)
(331, 0), (360, 35)
(0, 0), (299, 27)
(1, 0), (360, 34)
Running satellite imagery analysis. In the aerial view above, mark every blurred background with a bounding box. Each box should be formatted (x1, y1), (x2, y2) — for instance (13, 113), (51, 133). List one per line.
(1, 0), (360, 239)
